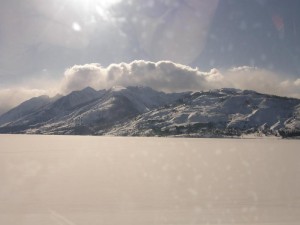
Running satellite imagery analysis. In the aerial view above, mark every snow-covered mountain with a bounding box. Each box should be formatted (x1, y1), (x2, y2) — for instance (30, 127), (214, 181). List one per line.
(0, 86), (299, 138)
(0, 95), (52, 127)
(108, 89), (300, 138)
(0, 86), (183, 135)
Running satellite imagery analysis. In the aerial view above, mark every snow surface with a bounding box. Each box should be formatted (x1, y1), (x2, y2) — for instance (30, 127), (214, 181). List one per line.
(0, 135), (299, 225)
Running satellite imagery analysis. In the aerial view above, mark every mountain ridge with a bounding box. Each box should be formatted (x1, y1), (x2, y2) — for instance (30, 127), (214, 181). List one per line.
(0, 86), (299, 138)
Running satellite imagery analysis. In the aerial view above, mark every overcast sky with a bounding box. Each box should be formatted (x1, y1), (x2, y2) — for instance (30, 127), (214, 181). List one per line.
(0, 0), (300, 114)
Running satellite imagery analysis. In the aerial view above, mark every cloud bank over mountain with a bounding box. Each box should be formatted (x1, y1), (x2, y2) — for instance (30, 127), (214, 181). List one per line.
(1, 60), (300, 116)
(60, 61), (221, 93)
(61, 61), (300, 97)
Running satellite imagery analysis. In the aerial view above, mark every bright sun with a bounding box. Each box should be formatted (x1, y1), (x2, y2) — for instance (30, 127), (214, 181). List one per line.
(69, 0), (122, 22)
(70, 0), (122, 9)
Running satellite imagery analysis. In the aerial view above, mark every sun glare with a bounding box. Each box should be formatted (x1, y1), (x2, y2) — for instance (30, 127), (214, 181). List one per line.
(68, 0), (122, 22)
(70, 0), (122, 9)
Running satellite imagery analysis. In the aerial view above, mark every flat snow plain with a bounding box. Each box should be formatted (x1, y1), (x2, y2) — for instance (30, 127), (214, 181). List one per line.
(0, 135), (299, 225)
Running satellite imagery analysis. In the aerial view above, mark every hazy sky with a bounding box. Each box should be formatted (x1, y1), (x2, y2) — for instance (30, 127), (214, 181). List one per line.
(0, 0), (300, 114)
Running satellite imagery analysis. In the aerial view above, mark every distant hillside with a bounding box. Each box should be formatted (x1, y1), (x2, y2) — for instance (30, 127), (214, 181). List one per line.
(0, 86), (299, 138)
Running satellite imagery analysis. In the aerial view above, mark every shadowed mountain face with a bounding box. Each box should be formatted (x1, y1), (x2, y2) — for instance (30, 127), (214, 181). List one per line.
(0, 95), (52, 127)
(0, 86), (299, 137)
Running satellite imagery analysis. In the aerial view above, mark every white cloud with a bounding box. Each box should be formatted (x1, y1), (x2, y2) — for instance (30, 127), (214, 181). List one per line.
(60, 60), (222, 94)
(1, 61), (300, 116)
(224, 67), (300, 98)
(61, 63), (106, 93)
(60, 61), (300, 99)
(229, 66), (258, 72)
(294, 78), (300, 86)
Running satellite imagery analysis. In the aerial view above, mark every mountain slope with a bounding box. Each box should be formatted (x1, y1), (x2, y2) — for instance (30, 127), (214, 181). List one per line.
(0, 86), (299, 138)
(0, 86), (183, 135)
(107, 89), (300, 137)
(33, 86), (184, 135)
(0, 87), (104, 132)
(0, 95), (51, 127)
